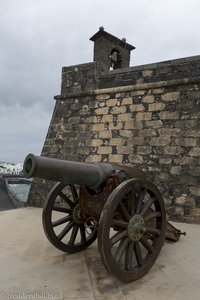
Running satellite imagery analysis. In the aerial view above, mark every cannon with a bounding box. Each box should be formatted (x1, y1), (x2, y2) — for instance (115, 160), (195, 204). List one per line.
(23, 153), (184, 282)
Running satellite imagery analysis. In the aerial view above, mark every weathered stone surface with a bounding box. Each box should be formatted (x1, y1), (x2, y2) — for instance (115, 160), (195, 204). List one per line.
(121, 97), (133, 105)
(28, 48), (200, 223)
(106, 98), (117, 107)
(142, 69), (153, 77)
(148, 103), (166, 111)
(142, 95), (155, 103)
(149, 137), (171, 146)
(161, 92), (180, 101)
(159, 111), (179, 119)
(130, 104), (145, 112)
(136, 112), (152, 121)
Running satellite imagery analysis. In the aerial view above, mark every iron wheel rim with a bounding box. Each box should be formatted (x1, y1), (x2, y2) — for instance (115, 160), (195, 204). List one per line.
(42, 182), (97, 253)
(98, 178), (166, 282)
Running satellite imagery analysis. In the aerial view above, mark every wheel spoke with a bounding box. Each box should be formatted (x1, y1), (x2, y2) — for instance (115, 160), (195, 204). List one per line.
(145, 226), (161, 236)
(114, 238), (129, 262)
(140, 236), (154, 254)
(134, 241), (143, 266)
(127, 189), (136, 215)
(140, 197), (155, 216)
(59, 191), (74, 208)
(120, 202), (131, 221)
(110, 230), (127, 246)
(144, 211), (161, 222)
(125, 241), (134, 271)
(68, 224), (79, 246)
(80, 224), (87, 243)
(52, 206), (72, 213)
(70, 185), (78, 203)
(136, 189), (145, 213)
(112, 219), (128, 229)
(57, 221), (74, 240)
(52, 215), (72, 227)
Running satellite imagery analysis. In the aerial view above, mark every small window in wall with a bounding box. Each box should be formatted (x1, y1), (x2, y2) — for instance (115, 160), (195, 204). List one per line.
(109, 48), (122, 70)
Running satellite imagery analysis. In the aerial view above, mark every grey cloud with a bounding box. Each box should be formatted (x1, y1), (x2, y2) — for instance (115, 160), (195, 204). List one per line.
(0, 0), (200, 162)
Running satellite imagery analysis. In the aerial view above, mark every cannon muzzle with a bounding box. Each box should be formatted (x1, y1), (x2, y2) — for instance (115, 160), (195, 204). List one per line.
(23, 154), (115, 190)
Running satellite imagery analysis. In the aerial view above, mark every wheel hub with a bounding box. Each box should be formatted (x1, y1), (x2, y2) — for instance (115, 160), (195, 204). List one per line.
(73, 205), (85, 224)
(128, 214), (145, 241)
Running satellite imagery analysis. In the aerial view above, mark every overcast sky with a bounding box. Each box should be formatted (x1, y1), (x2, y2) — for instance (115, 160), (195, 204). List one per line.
(1, 0), (200, 163)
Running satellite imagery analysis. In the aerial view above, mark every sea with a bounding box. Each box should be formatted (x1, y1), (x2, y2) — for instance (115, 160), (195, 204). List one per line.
(7, 181), (31, 203)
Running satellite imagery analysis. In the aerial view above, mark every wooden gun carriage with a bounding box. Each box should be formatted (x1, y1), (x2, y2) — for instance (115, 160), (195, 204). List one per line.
(23, 154), (184, 282)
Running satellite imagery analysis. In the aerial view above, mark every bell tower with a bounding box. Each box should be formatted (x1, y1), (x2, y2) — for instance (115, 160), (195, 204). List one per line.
(90, 27), (135, 72)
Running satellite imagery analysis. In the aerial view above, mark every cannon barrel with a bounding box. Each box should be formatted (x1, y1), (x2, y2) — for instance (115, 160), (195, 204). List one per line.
(23, 154), (117, 190)
(23, 154), (146, 190)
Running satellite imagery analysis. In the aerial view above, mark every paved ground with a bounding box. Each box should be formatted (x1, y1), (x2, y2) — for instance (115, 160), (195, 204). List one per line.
(0, 207), (199, 300)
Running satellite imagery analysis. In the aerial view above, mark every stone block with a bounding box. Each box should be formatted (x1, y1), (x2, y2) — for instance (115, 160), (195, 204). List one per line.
(161, 92), (180, 101)
(164, 146), (183, 155)
(77, 147), (90, 155)
(117, 113), (133, 122)
(109, 122), (123, 130)
(145, 120), (163, 128)
(95, 107), (109, 115)
(159, 158), (172, 164)
(148, 103), (166, 111)
(110, 106), (127, 114)
(98, 131), (112, 138)
(115, 92), (125, 98)
(189, 167), (200, 176)
(149, 137), (171, 146)
(109, 138), (124, 146)
(121, 97), (133, 105)
(129, 154), (143, 164)
(120, 130), (133, 137)
(99, 101), (106, 107)
(189, 187), (200, 196)
(90, 139), (103, 147)
(137, 146), (152, 154)
(174, 157), (197, 166)
(142, 95), (155, 103)
(124, 121), (143, 130)
(136, 112), (152, 121)
(90, 123), (106, 131)
(129, 137), (145, 145)
(68, 117), (81, 124)
(159, 111), (179, 119)
(130, 104), (145, 112)
(138, 129), (157, 136)
(117, 145), (133, 154)
(176, 194), (188, 205)
(106, 98), (117, 107)
(108, 154), (123, 163)
(159, 128), (181, 136)
(96, 94), (110, 100)
(189, 147), (200, 156)
(170, 166), (182, 175)
(131, 90), (145, 96)
(101, 115), (113, 123)
(85, 155), (102, 163)
(185, 129), (199, 137)
(152, 88), (165, 94)
(142, 69), (153, 77)
(97, 146), (112, 155)
(174, 206), (184, 216)
(175, 138), (197, 147)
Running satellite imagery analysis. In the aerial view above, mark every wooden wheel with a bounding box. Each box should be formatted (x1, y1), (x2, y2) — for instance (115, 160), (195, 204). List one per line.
(98, 178), (166, 282)
(42, 182), (97, 253)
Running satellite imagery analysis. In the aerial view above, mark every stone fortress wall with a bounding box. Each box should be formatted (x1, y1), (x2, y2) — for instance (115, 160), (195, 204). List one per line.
(28, 29), (200, 223)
